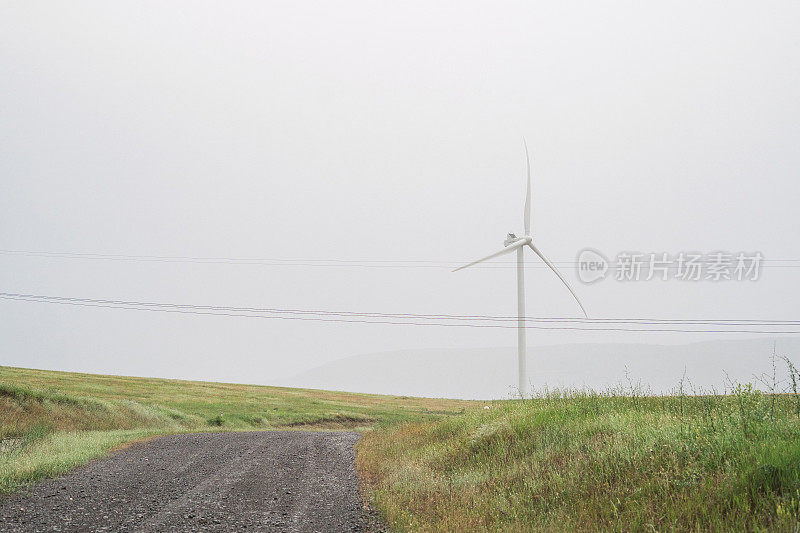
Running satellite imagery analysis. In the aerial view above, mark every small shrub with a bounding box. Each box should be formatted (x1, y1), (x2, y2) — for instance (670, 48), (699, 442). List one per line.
(207, 414), (224, 427)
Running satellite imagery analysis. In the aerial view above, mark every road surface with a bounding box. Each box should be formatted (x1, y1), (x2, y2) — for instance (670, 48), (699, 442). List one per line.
(0, 431), (382, 532)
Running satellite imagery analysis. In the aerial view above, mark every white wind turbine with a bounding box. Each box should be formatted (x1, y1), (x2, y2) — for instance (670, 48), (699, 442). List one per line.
(454, 140), (588, 397)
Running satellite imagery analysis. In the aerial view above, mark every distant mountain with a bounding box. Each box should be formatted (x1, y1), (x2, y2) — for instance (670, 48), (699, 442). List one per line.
(283, 338), (800, 400)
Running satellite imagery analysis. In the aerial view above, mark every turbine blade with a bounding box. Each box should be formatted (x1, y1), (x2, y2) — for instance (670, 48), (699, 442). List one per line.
(529, 243), (589, 317)
(453, 241), (524, 272)
(523, 138), (532, 235)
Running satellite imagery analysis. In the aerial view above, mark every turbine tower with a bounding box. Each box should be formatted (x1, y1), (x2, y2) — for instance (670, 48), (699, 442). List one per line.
(453, 140), (588, 397)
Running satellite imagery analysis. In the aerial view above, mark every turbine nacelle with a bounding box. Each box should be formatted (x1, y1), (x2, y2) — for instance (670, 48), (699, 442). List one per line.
(505, 234), (531, 247)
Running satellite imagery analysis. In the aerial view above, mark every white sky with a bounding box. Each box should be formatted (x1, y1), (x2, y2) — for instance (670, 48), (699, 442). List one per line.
(1, 1), (799, 386)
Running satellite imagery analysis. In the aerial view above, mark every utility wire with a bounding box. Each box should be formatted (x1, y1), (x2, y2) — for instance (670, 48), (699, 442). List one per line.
(2, 292), (799, 325)
(1, 250), (797, 269)
(3, 292), (799, 334)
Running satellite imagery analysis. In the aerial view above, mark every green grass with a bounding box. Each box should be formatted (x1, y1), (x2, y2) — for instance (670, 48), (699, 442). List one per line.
(6, 364), (800, 531)
(0, 429), (162, 494)
(0, 365), (474, 494)
(357, 386), (800, 531)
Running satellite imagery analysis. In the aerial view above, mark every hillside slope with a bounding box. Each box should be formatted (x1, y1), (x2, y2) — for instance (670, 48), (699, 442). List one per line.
(358, 387), (800, 530)
(287, 338), (800, 399)
(0, 366), (474, 494)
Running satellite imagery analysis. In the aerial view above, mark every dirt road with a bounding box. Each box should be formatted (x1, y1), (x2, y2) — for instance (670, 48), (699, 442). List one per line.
(0, 431), (382, 532)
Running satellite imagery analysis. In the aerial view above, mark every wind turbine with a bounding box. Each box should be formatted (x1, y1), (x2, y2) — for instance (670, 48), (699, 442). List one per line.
(453, 140), (588, 397)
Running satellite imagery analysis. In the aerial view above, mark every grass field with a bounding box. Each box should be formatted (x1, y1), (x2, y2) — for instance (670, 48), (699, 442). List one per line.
(0, 365), (474, 494)
(357, 384), (800, 531)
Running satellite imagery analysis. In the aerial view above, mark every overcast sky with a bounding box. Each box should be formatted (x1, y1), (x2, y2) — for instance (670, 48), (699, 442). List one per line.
(1, 1), (798, 387)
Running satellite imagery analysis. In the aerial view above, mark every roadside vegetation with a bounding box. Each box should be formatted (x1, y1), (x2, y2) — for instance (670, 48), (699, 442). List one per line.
(0, 365), (473, 494)
(357, 359), (800, 531)
(5, 360), (800, 531)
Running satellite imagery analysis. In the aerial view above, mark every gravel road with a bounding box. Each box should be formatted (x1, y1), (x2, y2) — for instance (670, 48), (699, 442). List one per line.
(0, 431), (383, 532)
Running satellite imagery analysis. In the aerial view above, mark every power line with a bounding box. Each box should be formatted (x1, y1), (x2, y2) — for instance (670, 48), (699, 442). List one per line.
(2, 292), (799, 325)
(3, 292), (799, 334)
(2, 250), (798, 269)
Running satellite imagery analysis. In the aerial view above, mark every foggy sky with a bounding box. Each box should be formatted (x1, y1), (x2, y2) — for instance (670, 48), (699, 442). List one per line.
(1, 1), (799, 388)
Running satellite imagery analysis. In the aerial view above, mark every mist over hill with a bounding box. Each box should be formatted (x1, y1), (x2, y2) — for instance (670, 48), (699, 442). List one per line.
(283, 338), (800, 400)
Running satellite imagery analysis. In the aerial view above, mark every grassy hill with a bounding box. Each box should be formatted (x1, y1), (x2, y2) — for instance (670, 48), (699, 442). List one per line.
(0, 365), (474, 494)
(358, 387), (800, 531)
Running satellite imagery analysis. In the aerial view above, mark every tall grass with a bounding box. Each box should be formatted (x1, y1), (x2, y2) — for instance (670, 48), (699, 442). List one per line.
(358, 357), (800, 531)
